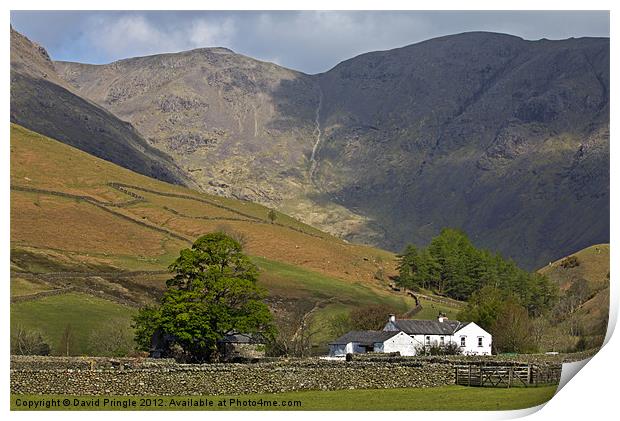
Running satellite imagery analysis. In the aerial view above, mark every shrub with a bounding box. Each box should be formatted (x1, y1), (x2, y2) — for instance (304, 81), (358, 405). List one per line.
(268, 209), (277, 223)
(88, 323), (135, 357)
(11, 325), (51, 355)
(214, 224), (248, 248)
(415, 342), (462, 356)
(560, 256), (579, 269)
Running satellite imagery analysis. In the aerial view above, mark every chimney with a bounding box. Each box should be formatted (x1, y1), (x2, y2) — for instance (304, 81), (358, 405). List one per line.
(389, 314), (396, 323)
(438, 313), (447, 323)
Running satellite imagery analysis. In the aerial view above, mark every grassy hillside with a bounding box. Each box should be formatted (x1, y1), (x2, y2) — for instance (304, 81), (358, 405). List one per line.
(10, 123), (422, 354)
(413, 297), (461, 320)
(11, 293), (136, 355)
(11, 124), (396, 281)
(537, 244), (609, 351)
(539, 244), (609, 290)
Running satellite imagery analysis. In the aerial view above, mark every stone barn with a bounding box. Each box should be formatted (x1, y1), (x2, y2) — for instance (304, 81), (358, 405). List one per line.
(217, 331), (267, 362)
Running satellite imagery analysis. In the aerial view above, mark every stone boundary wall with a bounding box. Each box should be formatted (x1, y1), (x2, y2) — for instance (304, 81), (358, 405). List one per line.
(12, 183), (328, 243)
(109, 182), (328, 240)
(11, 184), (192, 243)
(349, 351), (594, 364)
(10, 287), (75, 303)
(10, 356), (455, 396)
(10, 285), (140, 308)
(17, 270), (169, 282)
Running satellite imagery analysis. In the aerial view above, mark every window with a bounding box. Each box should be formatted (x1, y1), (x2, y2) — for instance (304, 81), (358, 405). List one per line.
(425, 336), (431, 346)
(439, 336), (445, 346)
(460, 336), (466, 347)
(478, 337), (483, 347)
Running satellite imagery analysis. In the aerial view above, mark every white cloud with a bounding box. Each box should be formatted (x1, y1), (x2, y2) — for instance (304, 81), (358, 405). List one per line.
(79, 13), (236, 60)
(10, 11), (610, 73)
(189, 18), (235, 48)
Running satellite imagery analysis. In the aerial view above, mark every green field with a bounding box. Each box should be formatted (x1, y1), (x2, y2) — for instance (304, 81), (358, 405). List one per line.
(10, 278), (53, 296)
(11, 385), (558, 411)
(413, 297), (462, 320)
(10, 293), (136, 355)
(254, 256), (413, 309)
(9, 255), (420, 356)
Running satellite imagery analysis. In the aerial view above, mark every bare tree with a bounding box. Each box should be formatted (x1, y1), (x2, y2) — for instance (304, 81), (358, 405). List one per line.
(11, 325), (51, 355)
(350, 304), (398, 330)
(214, 223), (248, 248)
(58, 323), (75, 356)
(88, 323), (135, 357)
(530, 317), (548, 350)
(490, 300), (536, 353)
(268, 303), (323, 357)
(327, 313), (352, 338)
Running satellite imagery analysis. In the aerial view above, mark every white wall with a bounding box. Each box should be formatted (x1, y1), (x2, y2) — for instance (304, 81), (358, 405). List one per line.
(334, 320), (493, 356)
(328, 344), (347, 357)
(378, 332), (416, 356)
(454, 322), (492, 355)
(328, 342), (368, 356)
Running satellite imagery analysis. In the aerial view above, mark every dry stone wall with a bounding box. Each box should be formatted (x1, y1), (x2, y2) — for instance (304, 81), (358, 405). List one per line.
(11, 356), (455, 396)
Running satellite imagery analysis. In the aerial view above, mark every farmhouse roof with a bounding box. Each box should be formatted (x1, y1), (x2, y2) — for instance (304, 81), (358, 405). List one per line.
(329, 330), (401, 346)
(389, 319), (469, 335)
(219, 331), (266, 344)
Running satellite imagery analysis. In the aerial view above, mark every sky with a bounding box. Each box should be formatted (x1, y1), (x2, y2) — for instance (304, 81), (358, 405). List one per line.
(10, 10), (610, 74)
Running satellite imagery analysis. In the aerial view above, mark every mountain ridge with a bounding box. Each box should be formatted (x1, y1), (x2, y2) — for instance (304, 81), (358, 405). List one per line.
(10, 27), (193, 187)
(16, 29), (609, 270)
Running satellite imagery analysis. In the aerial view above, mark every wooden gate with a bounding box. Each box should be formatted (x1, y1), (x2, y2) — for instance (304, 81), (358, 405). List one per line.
(455, 363), (561, 388)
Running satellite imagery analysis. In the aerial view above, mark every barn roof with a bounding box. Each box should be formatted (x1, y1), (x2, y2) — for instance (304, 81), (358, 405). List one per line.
(329, 330), (401, 346)
(219, 331), (266, 344)
(389, 319), (468, 335)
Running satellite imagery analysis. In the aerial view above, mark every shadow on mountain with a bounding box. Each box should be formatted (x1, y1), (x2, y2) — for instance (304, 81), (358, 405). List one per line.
(10, 72), (189, 186)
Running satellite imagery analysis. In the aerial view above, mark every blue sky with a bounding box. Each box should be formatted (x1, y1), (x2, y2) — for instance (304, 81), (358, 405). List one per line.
(10, 10), (610, 74)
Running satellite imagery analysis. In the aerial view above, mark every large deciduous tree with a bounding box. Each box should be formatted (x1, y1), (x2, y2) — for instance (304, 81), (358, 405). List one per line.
(133, 233), (275, 362)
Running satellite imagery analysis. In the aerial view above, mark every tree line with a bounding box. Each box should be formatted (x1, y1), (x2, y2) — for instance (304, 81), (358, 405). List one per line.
(397, 229), (561, 353)
(396, 228), (557, 316)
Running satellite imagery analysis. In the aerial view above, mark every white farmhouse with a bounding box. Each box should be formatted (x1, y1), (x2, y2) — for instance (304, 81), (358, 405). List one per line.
(383, 314), (492, 356)
(328, 330), (416, 357)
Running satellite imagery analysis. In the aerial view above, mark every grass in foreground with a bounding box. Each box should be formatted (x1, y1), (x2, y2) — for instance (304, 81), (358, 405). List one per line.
(11, 385), (558, 411)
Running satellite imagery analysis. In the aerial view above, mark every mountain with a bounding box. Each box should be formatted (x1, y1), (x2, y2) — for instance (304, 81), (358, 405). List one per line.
(55, 48), (318, 200)
(53, 31), (609, 270)
(10, 27), (191, 186)
(314, 33), (609, 269)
